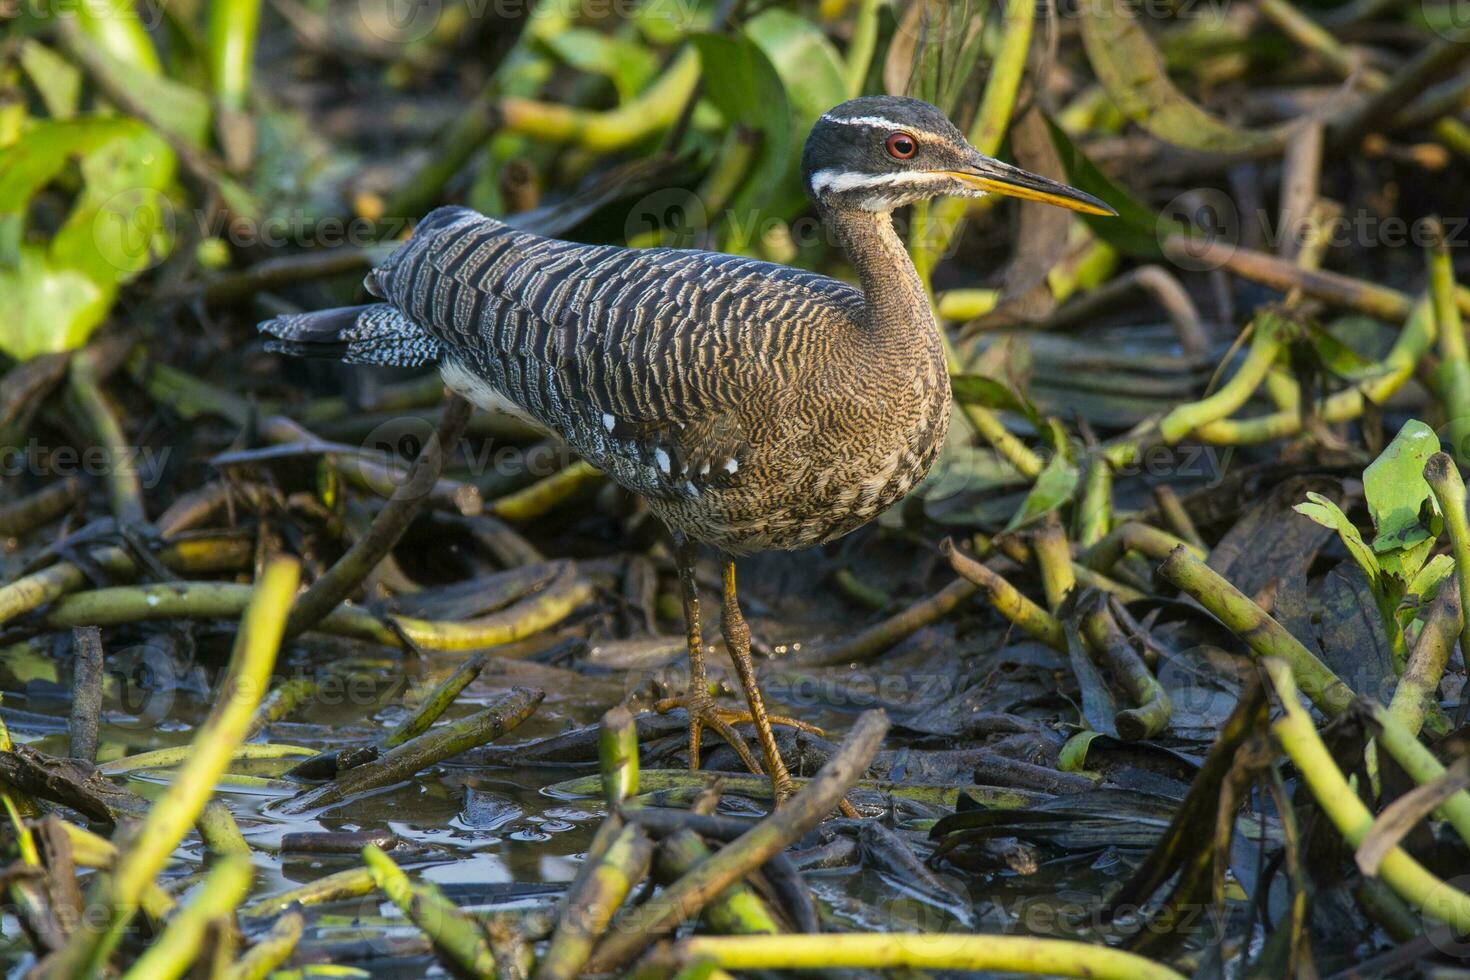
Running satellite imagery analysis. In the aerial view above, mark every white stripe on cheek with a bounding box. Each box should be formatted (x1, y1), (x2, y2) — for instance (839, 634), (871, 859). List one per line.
(808, 169), (952, 196)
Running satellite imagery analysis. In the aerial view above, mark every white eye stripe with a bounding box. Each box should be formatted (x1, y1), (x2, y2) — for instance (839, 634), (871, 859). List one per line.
(818, 114), (945, 142)
(808, 168), (951, 196)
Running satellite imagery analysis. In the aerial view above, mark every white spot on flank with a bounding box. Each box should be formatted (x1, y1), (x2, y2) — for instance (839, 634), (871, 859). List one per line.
(723, 458), (738, 474)
(654, 448), (671, 474)
(602, 413), (615, 432)
(698, 461), (711, 476)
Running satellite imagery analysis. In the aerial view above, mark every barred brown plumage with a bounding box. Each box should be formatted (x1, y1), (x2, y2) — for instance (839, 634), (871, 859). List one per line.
(259, 94), (1114, 805)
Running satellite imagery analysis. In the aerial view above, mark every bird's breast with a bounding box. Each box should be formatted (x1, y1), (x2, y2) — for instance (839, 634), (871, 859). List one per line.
(658, 352), (952, 553)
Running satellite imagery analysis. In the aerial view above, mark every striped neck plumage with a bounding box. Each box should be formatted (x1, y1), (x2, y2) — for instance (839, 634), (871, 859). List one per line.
(823, 204), (935, 344)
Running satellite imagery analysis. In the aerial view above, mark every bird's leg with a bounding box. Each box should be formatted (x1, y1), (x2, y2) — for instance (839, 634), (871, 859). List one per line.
(718, 556), (797, 806)
(670, 533), (763, 776)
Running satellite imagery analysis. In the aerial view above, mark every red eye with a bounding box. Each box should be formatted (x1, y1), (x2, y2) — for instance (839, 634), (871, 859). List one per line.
(885, 132), (917, 159)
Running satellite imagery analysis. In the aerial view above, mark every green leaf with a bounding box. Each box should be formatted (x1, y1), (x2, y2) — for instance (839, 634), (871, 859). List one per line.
(0, 244), (113, 360)
(690, 31), (791, 229)
(950, 373), (1043, 431)
(1409, 552), (1455, 605)
(1059, 730), (1105, 772)
(1363, 419), (1442, 554)
(744, 8), (847, 137)
(541, 29), (657, 101)
(83, 39), (211, 147)
(0, 117), (148, 210)
(1078, 0), (1288, 154)
(1294, 492), (1380, 585)
(1305, 321), (1381, 381)
(19, 41), (81, 120)
(695, 9), (846, 235)
(1044, 115), (1161, 258)
(0, 117), (177, 360)
(1005, 451), (1079, 532)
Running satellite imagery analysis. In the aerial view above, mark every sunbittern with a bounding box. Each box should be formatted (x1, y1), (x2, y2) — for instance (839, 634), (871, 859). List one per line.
(260, 96), (1113, 803)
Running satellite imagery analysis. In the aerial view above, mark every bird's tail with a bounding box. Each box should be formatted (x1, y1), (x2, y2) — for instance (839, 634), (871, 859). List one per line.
(257, 304), (440, 368)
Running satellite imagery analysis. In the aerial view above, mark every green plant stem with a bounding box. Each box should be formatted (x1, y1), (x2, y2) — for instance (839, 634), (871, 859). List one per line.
(0, 502), (251, 628)
(240, 867), (375, 918)
(55, 821), (174, 920)
(385, 48), (699, 219)
(101, 742), (313, 774)
(490, 460), (603, 520)
(1077, 456), (1113, 548)
(46, 557), (298, 979)
(977, 533), (1145, 601)
(1082, 522), (1204, 573)
(803, 577), (977, 665)
(1264, 659), (1470, 934)
(207, 0), (262, 112)
(68, 345), (145, 525)
(964, 404), (1045, 477)
(1368, 702), (1470, 848)
(655, 829), (780, 935)
(1159, 320), (1282, 443)
(197, 799), (251, 857)
(120, 855), (253, 980)
(0, 478), (82, 537)
(1429, 219), (1470, 464)
(1157, 547), (1355, 717)
(543, 769), (1044, 811)
(911, 0), (1034, 281)
(384, 654), (487, 748)
(281, 688), (543, 814)
(678, 934), (1184, 979)
(225, 911), (303, 980)
(599, 704), (640, 807)
(535, 822), (655, 980)
(1080, 599), (1171, 739)
(1193, 298), (1435, 444)
(1033, 514), (1075, 611)
(1425, 452), (1470, 676)
(1160, 234), (1431, 322)
(1151, 485), (1205, 550)
(843, 0), (880, 98)
(286, 396), (472, 636)
(364, 844), (496, 978)
(44, 565), (591, 651)
(1388, 584), (1459, 735)
(942, 540), (1066, 650)
(585, 710), (888, 973)
(73, 4), (162, 75)
(246, 678), (319, 739)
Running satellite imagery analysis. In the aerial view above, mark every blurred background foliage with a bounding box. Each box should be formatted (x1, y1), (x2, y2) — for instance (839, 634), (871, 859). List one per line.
(2, 0), (1455, 361)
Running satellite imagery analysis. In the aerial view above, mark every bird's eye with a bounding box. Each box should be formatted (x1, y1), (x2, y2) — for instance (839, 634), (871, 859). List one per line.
(885, 132), (917, 159)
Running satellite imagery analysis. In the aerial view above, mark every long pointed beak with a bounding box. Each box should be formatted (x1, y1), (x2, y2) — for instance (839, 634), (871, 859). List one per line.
(944, 155), (1116, 216)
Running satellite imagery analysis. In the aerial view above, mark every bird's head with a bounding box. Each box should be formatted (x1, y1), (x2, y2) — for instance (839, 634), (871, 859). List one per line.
(801, 95), (1115, 217)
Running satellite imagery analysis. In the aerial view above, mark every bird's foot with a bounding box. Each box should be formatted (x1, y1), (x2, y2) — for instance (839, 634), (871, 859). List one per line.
(653, 692), (822, 772)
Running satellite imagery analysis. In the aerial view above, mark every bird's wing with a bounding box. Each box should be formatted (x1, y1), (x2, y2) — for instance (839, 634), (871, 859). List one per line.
(377, 207), (866, 492)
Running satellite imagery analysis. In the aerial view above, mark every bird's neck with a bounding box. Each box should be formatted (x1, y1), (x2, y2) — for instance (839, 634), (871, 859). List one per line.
(824, 206), (937, 346)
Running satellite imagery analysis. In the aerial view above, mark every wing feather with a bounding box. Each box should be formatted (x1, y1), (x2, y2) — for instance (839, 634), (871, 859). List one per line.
(374, 207), (865, 495)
